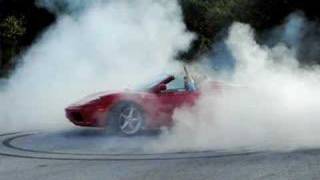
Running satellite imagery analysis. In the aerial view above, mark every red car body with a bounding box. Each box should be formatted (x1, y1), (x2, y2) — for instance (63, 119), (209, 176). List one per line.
(65, 75), (221, 130)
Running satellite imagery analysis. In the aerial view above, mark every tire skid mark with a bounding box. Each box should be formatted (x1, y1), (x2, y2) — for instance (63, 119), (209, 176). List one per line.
(4, 133), (216, 156)
(0, 132), (257, 161)
(0, 132), (20, 137)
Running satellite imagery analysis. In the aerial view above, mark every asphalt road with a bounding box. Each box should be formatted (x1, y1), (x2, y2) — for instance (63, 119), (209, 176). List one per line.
(1, 130), (320, 180)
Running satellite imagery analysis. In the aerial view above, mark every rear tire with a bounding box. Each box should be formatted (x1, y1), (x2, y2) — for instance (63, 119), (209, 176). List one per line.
(108, 101), (145, 136)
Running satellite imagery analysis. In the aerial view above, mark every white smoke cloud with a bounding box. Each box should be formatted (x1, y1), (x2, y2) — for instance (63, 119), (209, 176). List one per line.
(0, 0), (194, 131)
(148, 14), (320, 153)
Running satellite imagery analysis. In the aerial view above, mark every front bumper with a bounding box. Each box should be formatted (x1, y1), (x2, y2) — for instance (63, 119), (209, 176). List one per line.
(65, 106), (107, 127)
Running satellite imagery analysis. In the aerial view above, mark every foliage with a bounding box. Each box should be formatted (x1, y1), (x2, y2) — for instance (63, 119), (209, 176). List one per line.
(179, 0), (292, 60)
(0, 16), (26, 43)
(179, 0), (257, 59)
(0, 16), (27, 77)
(0, 0), (55, 77)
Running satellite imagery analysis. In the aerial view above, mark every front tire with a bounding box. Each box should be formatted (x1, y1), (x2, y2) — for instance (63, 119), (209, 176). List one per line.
(108, 102), (145, 136)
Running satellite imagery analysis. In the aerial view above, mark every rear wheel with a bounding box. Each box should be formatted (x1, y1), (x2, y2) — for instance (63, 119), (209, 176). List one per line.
(109, 102), (145, 136)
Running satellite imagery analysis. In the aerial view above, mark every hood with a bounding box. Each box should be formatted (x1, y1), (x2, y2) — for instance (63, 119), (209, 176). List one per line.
(70, 90), (120, 107)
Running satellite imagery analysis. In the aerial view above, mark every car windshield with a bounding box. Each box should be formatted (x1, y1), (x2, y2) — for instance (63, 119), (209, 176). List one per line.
(137, 75), (186, 92)
(166, 76), (185, 90)
(137, 75), (171, 91)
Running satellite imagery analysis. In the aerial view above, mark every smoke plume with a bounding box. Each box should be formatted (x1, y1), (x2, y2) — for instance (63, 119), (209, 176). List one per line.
(0, 0), (193, 131)
(148, 13), (320, 153)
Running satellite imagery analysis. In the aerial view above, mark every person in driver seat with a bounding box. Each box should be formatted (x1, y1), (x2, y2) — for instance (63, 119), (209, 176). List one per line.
(184, 65), (197, 91)
(184, 76), (196, 91)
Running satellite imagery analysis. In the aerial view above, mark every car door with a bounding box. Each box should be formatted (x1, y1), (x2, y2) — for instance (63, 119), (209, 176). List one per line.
(159, 90), (199, 111)
(155, 77), (199, 126)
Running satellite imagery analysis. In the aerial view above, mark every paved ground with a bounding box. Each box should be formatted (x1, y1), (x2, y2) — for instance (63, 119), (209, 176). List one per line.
(1, 130), (320, 180)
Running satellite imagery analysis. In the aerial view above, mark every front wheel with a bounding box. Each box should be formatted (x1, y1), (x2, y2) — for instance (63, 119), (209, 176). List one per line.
(109, 102), (145, 136)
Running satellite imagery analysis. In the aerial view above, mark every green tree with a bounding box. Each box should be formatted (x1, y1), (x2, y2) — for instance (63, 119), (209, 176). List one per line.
(179, 0), (256, 60)
(0, 15), (26, 77)
(0, 16), (26, 41)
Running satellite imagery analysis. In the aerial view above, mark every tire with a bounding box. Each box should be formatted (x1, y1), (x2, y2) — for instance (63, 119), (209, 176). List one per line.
(108, 101), (145, 136)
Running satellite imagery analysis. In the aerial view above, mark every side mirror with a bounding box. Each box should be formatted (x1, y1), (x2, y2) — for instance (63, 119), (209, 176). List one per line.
(153, 83), (166, 94)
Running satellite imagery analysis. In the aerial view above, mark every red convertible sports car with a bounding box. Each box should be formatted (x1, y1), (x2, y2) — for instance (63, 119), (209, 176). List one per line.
(66, 72), (222, 135)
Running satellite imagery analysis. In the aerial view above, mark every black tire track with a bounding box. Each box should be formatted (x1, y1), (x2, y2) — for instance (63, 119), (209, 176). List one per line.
(4, 133), (216, 156)
(0, 132), (257, 161)
(0, 132), (19, 137)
